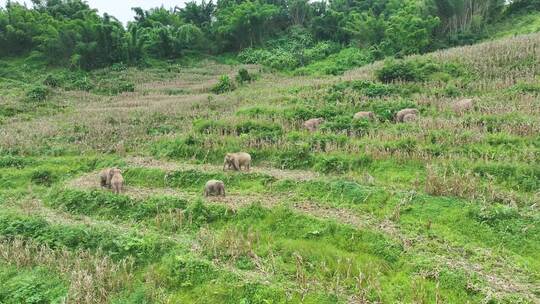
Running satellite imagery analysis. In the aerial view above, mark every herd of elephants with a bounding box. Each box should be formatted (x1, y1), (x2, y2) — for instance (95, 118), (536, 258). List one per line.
(98, 99), (474, 197)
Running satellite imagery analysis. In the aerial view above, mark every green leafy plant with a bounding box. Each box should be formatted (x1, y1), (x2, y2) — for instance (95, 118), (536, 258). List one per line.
(211, 75), (235, 94)
(236, 68), (253, 84)
(25, 85), (50, 102)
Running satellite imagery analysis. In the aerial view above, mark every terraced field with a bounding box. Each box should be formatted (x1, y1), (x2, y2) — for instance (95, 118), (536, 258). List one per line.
(0, 33), (539, 303)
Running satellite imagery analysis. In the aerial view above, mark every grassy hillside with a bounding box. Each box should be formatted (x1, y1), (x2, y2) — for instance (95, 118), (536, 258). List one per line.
(0, 32), (539, 303)
(487, 12), (540, 39)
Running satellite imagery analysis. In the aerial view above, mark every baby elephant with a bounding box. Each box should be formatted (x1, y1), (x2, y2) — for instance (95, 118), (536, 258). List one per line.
(395, 108), (419, 123)
(303, 118), (324, 132)
(452, 98), (474, 114)
(353, 111), (376, 121)
(204, 180), (225, 197)
(99, 168), (116, 189)
(224, 152), (251, 171)
(402, 113), (418, 123)
(110, 168), (124, 194)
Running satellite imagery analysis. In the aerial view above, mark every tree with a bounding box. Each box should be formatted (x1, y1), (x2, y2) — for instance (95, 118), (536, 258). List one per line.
(214, 1), (281, 50)
(381, 1), (440, 56)
(179, 1), (215, 28)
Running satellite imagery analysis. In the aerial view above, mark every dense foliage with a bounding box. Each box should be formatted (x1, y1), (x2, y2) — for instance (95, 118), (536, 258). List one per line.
(0, 0), (529, 72)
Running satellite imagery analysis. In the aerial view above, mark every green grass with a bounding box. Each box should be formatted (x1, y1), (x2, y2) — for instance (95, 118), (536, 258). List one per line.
(0, 264), (67, 304)
(488, 12), (540, 39)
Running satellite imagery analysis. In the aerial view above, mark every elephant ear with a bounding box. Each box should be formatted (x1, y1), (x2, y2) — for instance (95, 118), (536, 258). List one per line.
(233, 158), (240, 170)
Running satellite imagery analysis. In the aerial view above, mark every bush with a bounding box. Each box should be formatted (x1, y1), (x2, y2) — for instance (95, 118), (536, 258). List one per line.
(239, 48), (299, 70)
(368, 100), (417, 122)
(65, 73), (94, 91)
(185, 200), (229, 228)
(320, 116), (353, 133)
(238, 33), (341, 71)
(508, 81), (540, 95)
(0, 212), (170, 261)
(470, 205), (520, 227)
(473, 163), (540, 192)
(236, 68), (253, 85)
(48, 189), (188, 221)
(352, 80), (394, 97)
(211, 75), (235, 94)
(160, 254), (218, 288)
(376, 58), (467, 83)
(0, 156), (30, 169)
(235, 120), (283, 139)
(313, 154), (372, 174)
(193, 119), (230, 134)
(25, 85), (50, 102)
(326, 80), (394, 100)
(376, 59), (419, 83)
(0, 267), (67, 304)
(30, 169), (57, 186)
(43, 74), (60, 87)
(294, 47), (374, 76)
(383, 138), (418, 154)
(274, 145), (314, 169)
(111, 62), (128, 71)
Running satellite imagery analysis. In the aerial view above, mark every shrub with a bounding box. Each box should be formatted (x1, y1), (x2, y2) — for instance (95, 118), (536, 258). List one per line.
(111, 62), (128, 72)
(376, 59), (419, 83)
(383, 138), (418, 154)
(235, 120), (283, 139)
(239, 48), (299, 70)
(0, 156), (30, 169)
(473, 163), (540, 192)
(469, 205), (521, 227)
(320, 116), (353, 133)
(160, 254), (218, 288)
(376, 58), (467, 83)
(0, 267), (67, 304)
(236, 68), (253, 84)
(508, 81), (540, 95)
(43, 74), (60, 87)
(0, 213), (170, 261)
(284, 106), (317, 121)
(211, 75), (235, 94)
(185, 200), (229, 228)
(327, 80), (394, 100)
(274, 144), (313, 169)
(193, 119), (230, 134)
(25, 85), (50, 102)
(368, 100), (417, 122)
(294, 47), (374, 76)
(151, 137), (210, 161)
(66, 73), (94, 91)
(30, 169), (57, 186)
(48, 189), (188, 221)
(352, 80), (394, 97)
(313, 154), (372, 174)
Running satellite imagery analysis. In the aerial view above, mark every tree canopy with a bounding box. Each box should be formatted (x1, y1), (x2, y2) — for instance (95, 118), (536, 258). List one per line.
(0, 0), (526, 69)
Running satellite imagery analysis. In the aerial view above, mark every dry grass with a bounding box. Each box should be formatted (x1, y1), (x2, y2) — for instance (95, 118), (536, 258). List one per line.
(0, 238), (134, 304)
(424, 165), (534, 207)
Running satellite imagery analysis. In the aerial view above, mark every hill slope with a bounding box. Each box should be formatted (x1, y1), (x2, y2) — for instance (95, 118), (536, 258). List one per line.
(0, 33), (539, 303)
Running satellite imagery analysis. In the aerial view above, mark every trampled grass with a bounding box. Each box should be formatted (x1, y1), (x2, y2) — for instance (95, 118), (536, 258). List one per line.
(0, 33), (539, 303)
